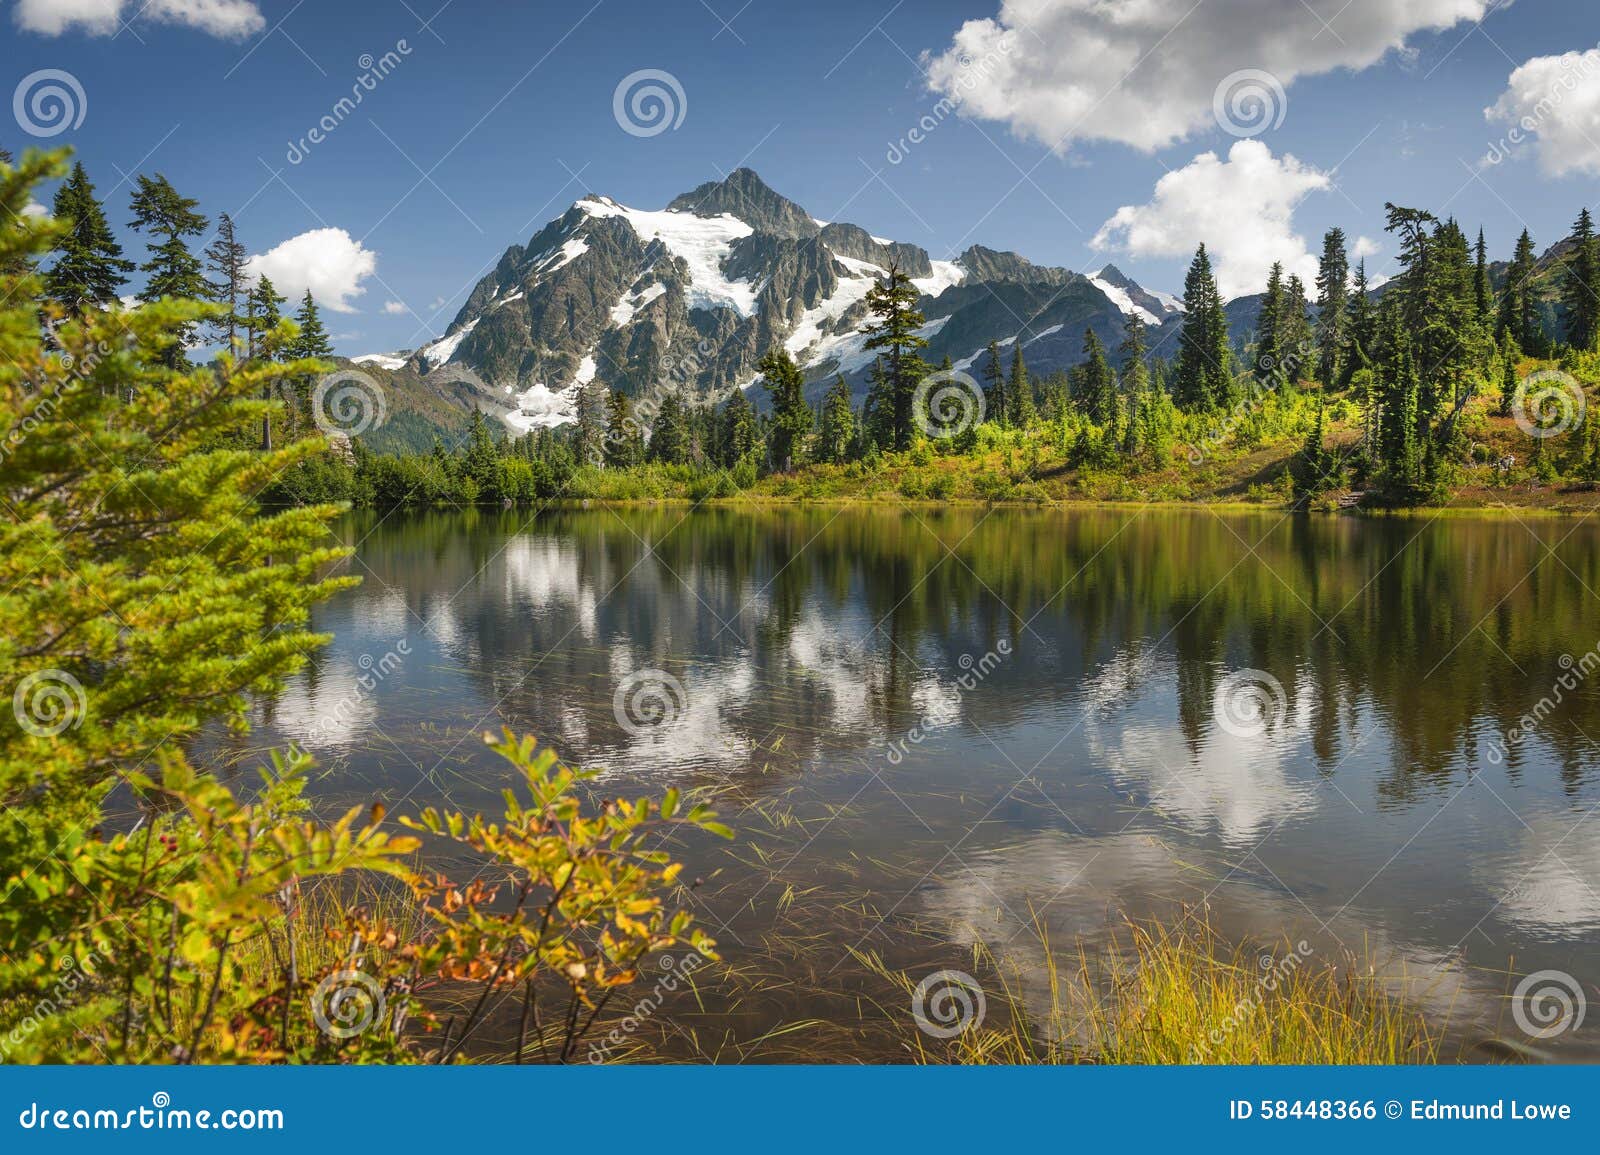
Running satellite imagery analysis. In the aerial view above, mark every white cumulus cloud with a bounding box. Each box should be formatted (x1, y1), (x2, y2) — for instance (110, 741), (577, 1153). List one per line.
(924, 0), (1496, 153)
(15, 0), (264, 38)
(1091, 140), (1330, 299)
(245, 228), (377, 314)
(1484, 48), (1600, 177)
(382, 300), (408, 315)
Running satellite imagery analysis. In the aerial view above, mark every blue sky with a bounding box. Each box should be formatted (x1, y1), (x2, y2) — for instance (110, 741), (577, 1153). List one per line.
(4, 0), (1599, 355)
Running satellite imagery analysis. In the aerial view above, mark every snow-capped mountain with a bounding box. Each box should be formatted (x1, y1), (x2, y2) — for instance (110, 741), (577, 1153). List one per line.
(395, 169), (1184, 432)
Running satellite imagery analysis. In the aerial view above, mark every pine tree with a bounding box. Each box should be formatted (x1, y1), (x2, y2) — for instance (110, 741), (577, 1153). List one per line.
(461, 408), (499, 500)
(759, 346), (810, 471)
(128, 174), (208, 367)
(288, 289), (332, 359)
(1561, 207), (1600, 353)
(1280, 274), (1314, 378)
(1008, 345), (1035, 427)
(248, 275), (287, 449)
(574, 378), (607, 466)
(43, 161), (132, 315)
(720, 390), (758, 466)
(981, 340), (1007, 426)
(1343, 258), (1377, 385)
(1499, 228), (1541, 354)
(204, 212), (249, 354)
(1174, 244), (1232, 410)
(648, 392), (688, 465)
(1378, 304), (1422, 496)
(1255, 261), (1285, 379)
(1474, 227), (1492, 320)
(604, 390), (645, 468)
(1315, 228), (1349, 389)
(860, 265), (930, 450)
(817, 375), (856, 464)
(1074, 327), (1116, 426)
(1119, 313), (1152, 457)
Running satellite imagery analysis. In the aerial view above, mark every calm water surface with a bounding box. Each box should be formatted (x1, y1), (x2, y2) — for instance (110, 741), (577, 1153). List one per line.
(231, 505), (1600, 1060)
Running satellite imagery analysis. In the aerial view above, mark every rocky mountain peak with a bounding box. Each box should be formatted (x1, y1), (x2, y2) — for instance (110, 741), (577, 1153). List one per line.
(666, 168), (819, 239)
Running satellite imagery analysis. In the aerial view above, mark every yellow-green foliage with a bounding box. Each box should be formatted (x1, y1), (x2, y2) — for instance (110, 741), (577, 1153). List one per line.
(0, 152), (725, 1065)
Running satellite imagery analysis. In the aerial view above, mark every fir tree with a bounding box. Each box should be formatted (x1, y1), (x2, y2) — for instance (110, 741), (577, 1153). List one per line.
(1315, 228), (1349, 389)
(1561, 207), (1600, 353)
(604, 389), (645, 468)
(248, 275), (287, 449)
(128, 173), (208, 367)
(817, 375), (856, 464)
(1280, 274), (1314, 378)
(1343, 258), (1377, 384)
(1255, 261), (1285, 379)
(981, 340), (1007, 426)
(860, 265), (929, 450)
(648, 392), (688, 465)
(1474, 227), (1492, 320)
(574, 378), (607, 466)
(461, 408), (499, 500)
(1119, 313), (1152, 457)
(720, 390), (758, 466)
(204, 211), (249, 353)
(288, 289), (332, 359)
(1008, 345), (1035, 427)
(1074, 327), (1116, 426)
(1499, 228), (1541, 354)
(43, 161), (131, 315)
(759, 346), (810, 471)
(1174, 244), (1232, 410)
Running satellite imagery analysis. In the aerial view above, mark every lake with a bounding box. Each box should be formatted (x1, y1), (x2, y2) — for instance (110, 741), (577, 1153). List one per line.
(228, 504), (1600, 1060)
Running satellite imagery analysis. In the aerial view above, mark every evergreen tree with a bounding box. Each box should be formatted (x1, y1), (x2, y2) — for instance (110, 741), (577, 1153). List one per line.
(648, 392), (688, 465)
(1008, 345), (1035, 427)
(817, 375), (856, 464)
(1500, 228), (1542, 355)
(720, 390), (758, 466)
(1255, 261), (1285, 379)
(43, 161), (131, 315)
(1561, 207), (1600, 353)
(1474, 227), (1492, 320)
(1074, 327), (1116, 425)
(759, 346), (810, 471)
(461, 408), (499, 500)
(248, 275), (287, 449)
(1343, 258), (1377, 384)
(860, 265), (930, 450)
(1174, 244), (1232, 410)
(1377, 305), (1422, 495)
(981, 340), (1007, 426)
(604, 389), (645, 468)
(288, 289), (332, 359)
(1119, 313), (1152, 457)
(1315, 228), (1349, 389)
(1280, 274), (1314, 377)
(204, 211), (249, 354)
(574, 378), (607, 466)
(128, 173), (208, 367)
